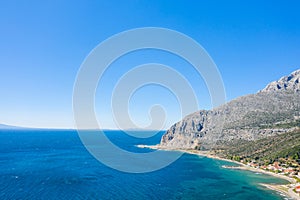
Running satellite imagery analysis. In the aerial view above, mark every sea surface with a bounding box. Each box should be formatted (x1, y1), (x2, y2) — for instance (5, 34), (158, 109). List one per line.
(0, 129), (292, 200)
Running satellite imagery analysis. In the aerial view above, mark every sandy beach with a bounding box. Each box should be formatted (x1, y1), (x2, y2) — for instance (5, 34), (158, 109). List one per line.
(260, 183), (300, 200)
(137, 144), (300, 200)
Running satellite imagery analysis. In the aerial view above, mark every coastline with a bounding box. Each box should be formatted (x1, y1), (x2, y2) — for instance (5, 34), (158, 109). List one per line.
(137, 144), (300, 200)
(260, 183), (300, 200)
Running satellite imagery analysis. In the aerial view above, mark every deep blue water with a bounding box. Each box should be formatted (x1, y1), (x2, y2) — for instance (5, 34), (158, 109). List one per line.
(0, 129), (291, 200)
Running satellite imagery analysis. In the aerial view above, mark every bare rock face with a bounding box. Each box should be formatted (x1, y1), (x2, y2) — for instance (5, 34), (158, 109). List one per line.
(260, 69), (300, 92)
(160, 69), (300, 150)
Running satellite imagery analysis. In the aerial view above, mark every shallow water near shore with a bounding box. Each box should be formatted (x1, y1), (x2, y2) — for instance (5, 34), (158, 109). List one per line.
(0, 129), (291, 199)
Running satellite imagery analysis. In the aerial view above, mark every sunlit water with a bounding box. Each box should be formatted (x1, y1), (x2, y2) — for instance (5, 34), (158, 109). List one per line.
(0, 130), (291, 199)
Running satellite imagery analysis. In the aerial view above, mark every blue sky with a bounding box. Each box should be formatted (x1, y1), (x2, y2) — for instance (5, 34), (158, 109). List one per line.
(0, 0), (299, 129)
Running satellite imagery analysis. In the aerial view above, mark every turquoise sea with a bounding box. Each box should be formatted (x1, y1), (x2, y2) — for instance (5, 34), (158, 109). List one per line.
(0, 130), (292, 199)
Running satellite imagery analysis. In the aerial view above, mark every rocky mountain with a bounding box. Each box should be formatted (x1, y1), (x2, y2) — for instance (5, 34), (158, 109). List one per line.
(260, 69), (300, 92)
(160, 69), (300, 150)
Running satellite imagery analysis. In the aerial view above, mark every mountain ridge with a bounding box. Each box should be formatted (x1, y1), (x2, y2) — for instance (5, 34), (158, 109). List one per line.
(160, 69), (300, 150)
(260, 69), (300, 93)
(0, 124), (26, 130)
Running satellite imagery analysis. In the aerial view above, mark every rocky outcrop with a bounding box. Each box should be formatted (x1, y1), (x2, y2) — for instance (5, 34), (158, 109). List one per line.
(160, 69), (300, 150)
(260, 69), (300, 92)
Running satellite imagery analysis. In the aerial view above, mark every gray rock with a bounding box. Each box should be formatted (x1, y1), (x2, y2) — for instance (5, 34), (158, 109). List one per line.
(260, 69), (300, 92)
(160, 69), (300, 150)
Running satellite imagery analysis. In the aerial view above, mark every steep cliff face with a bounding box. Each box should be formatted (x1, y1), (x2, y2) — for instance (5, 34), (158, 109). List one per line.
(160, 69), (300, 150)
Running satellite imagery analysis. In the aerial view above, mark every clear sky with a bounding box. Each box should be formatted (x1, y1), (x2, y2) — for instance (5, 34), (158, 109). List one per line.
(0, 0), (299, 129)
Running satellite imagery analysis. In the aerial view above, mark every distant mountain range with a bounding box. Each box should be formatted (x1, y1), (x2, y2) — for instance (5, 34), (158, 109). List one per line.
(160, 69), (300, 151)
(0, 124), (29, 130)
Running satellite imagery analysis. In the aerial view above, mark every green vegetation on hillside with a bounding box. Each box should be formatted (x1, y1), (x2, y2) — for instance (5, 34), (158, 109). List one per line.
(219, 129), (300, 165)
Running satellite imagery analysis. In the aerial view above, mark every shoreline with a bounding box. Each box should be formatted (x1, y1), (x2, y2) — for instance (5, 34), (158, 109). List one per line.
(137, 144), (300, 200)
(260, 183), (300, 200)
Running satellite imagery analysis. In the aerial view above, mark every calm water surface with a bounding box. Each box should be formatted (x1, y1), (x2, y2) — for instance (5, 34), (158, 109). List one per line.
(0, 130), (291, 199)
